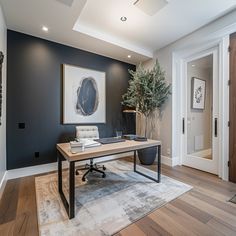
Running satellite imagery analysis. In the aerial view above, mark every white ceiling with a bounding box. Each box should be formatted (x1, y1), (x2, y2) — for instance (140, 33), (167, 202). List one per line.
(0, 0), (236, 65)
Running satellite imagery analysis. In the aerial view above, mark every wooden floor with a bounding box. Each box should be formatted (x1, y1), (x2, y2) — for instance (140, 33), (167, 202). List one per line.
(0, 161), (236, 236)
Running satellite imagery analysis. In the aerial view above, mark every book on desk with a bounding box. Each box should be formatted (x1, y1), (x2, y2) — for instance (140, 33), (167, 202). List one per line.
(70, 137), (128, 153)
(70, 139), (101, 153)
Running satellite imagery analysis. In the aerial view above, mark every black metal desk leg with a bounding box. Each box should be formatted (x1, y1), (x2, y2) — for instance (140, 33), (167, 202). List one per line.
(57, 151), (75, 219)
(134, 151), (136, 172)
(69, 161), (75, 219)
(58, 151), (62, 193)
(157, 145), (161, 183)
(133, 146), (160, 183)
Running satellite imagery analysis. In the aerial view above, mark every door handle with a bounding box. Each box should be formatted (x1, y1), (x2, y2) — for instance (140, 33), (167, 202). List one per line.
(214, 118), (218, 137)
(182, 118), (185, 134)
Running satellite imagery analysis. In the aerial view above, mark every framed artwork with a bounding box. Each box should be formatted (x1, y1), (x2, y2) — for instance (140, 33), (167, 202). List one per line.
(0, 52), (4, 126)
(191, 77), (206, 110)
(63, 64), (106, 124)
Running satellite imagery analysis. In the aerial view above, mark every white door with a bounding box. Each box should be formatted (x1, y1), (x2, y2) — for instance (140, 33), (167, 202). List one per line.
(182, 49), (219, 175)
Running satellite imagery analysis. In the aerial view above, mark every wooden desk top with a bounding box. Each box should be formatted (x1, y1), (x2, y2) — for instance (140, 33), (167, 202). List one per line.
(57, 139), (161, 162)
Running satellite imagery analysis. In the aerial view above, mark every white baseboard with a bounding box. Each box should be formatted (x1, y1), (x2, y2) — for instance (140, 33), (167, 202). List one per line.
(161, 155), (179, 167)
(161, 155), (172, 166)
(6, 152), (179, 180)
(6, 152), (133, 180)
(172, 156), (180, 166)
(7, 163), (58, 180)
(0, 171), (7, 200)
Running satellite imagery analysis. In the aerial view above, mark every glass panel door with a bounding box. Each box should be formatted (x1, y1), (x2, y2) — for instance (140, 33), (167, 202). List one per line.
(182, 48), (219, 175)
(187, 54), (213, 160)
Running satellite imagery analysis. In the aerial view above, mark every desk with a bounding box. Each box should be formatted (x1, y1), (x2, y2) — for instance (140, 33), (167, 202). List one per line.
(57, 139), (161, 219)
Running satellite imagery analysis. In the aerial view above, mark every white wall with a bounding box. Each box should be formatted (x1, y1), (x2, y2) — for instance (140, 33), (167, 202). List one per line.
(0, 4), (7, 197)
(142, 49), (172, 157)
(142, 9), (236, 159)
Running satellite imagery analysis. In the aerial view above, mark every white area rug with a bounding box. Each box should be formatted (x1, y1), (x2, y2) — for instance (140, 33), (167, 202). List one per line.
(35, 160), (192, 236)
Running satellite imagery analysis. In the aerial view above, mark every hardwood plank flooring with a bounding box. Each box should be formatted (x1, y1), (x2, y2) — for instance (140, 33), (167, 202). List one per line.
(0, 179), (20, 225)
(0, 177), (38, 236)
(0, 160), (236, 236)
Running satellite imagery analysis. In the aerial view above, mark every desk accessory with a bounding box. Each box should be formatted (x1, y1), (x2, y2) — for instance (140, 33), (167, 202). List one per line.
(95, 137), (126, 144)
(70, 141), (84, 153)
(134, 136), (147, 141)
(123, 134), (137, 140)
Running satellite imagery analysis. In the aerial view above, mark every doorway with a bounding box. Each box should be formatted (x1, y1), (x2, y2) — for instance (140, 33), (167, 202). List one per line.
(182, 49), (219, 175)
(229, 32), (236, 183)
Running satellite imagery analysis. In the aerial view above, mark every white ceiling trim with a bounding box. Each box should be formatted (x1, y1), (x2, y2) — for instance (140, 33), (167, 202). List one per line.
(1, 0), (236, 64)
(73, 24), (153, 58)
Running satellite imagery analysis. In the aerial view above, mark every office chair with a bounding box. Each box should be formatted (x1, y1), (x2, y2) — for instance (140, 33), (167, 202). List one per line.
(75, 126), (106, 181)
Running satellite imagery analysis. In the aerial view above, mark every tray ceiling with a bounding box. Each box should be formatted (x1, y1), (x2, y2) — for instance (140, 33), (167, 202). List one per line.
(0, 0), (236, 64)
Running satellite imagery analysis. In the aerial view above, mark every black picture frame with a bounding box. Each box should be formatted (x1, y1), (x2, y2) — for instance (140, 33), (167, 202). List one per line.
(191, 77), (206, 110)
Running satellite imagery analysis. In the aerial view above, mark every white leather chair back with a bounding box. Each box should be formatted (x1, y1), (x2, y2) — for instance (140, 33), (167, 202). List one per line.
(76, 126), (99, 139)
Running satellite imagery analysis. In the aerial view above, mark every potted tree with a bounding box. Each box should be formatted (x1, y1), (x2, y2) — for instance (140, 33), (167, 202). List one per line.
(122, 60), (171, 165)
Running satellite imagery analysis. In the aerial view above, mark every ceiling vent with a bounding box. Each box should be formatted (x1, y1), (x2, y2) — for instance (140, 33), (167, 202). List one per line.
(56, 0), (74, 7)
(133, 0), (168, 16)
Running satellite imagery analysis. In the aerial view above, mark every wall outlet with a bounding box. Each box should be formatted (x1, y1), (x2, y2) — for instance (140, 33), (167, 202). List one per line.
(34, 152), (40, 158)
(167, 148), (171, 155)
(18, 123), (25, 129)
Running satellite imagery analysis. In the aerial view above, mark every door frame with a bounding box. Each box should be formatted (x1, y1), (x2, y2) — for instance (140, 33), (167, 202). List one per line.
(172, 37), (229, 180)
(181, 48), (219, 174)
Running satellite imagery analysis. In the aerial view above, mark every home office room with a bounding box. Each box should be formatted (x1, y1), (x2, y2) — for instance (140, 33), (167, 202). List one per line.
(1, 1), (236, 236)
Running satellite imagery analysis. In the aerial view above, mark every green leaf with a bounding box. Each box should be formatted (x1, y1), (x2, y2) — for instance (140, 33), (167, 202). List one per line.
(122, 60), (171, 117)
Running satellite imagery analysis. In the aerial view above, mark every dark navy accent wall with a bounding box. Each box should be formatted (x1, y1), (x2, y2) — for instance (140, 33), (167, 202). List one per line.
(7, 30), (135, 170)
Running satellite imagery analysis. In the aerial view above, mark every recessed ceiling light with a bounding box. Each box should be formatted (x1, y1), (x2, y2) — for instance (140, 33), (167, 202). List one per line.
(192, 64), (195, 67)
(120, 16), (127, 22)
(42, 26), (49, 32)
(128, 55), (131, 58)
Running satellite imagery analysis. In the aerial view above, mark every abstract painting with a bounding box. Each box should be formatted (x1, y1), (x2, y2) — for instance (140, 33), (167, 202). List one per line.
(0, 52), (4, 126)
(192, 77), (206, 110)
(63, 64), (106, 124)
